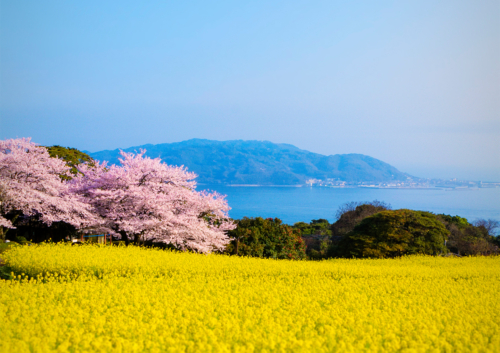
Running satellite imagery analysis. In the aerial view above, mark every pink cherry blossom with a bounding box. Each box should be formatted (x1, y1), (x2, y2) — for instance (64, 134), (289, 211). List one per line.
(0, 138), (101, 236)
(72, 150), (235, 253)
(0, 215), (14, 229)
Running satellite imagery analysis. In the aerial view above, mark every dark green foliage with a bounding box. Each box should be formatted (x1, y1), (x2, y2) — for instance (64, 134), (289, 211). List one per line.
(437, 215), (499, 256)
(331, 200), (391, 237)
(333, 209), (449, 258)
(293, 219), (331, 259)
(292, 201), (393, 259)
(0, 242), (15, 279)
(293, 219), (331, 236)
(46, 145), (94, 178)
(438, 214), (469, 229)
(0, 263), (13, 280)
(305, 238), (331, 260)
(14, 236), (31, 245)
(493, 236), (500, 247)
(226, 217), (306, 259)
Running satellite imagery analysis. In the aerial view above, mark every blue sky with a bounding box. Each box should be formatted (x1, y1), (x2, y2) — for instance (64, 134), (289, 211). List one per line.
(1, 0), (499, 181)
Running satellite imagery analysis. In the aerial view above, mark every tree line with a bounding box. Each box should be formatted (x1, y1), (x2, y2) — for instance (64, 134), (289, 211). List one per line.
(1, 138), (498, 259)
(223, 203), (499, 260)
(294, 201), (499, 259)
(0, 138), (234, 253)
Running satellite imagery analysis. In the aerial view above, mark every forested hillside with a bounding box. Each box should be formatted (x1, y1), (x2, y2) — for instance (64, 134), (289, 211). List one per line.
(88, 139), (412, 185)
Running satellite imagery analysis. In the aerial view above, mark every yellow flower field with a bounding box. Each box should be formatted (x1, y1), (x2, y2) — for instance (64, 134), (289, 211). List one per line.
(1, 244), (499, 352)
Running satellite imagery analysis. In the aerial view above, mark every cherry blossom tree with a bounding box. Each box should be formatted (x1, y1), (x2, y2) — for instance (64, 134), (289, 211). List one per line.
(0, 138), (100, 241)
(72, 150), (235, 253)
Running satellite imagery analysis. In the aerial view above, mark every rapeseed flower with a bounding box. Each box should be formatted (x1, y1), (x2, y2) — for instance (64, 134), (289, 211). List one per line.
(1, 243), (498, 352)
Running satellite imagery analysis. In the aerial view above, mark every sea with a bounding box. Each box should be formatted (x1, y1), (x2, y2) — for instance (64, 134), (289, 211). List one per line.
(200, 185), (500, 225)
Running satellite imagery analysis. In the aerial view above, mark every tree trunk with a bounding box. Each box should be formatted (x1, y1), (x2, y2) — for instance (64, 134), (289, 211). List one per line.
(119, 231), (129, 246)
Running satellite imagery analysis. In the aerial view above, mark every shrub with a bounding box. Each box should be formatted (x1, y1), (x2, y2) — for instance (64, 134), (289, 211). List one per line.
(226, 217), (306, 259)
(332, 209), (449, 258)
(438, 215), (499, 256)
(330, 200), (391, 237)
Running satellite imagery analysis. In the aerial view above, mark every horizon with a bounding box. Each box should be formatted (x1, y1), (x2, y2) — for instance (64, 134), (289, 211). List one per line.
(1, 1), (499, 181)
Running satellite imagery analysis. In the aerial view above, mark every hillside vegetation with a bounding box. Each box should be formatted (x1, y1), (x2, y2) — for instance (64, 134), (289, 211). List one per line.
(88, 139), (412, 185)
(296, 202), (499, 259)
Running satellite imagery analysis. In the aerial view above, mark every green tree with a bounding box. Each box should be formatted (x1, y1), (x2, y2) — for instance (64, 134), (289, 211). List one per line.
(330, 201), (391, 237)
(438, 214), (469, 229)
(226, 217), (306, 259)
(45, 145), (94, 178)
(293, 219), (331, 259)
(438, 215), (499, 256)
(333, 209), (449, 258)
(293, 219), (331, 236)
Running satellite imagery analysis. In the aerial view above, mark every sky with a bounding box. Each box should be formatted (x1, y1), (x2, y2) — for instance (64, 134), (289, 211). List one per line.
(1, 0), (499, 181)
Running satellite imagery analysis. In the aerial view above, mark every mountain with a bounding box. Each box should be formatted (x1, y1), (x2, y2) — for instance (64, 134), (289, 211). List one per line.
(88, 139), (413, 185)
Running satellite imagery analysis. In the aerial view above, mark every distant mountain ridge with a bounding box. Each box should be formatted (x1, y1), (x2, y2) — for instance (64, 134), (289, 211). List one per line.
(88, 139), (413, 185)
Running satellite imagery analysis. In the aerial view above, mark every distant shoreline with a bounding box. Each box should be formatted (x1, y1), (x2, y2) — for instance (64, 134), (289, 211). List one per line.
(198, 184), (304, 187)
(197, 184), (498, 190)
(227, 184), (304, 187)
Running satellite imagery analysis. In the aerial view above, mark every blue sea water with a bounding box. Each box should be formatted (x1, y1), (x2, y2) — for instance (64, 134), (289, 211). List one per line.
(200, 185), (500, 225)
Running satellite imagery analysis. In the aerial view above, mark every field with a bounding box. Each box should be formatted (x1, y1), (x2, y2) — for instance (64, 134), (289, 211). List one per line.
(1, 244), (499, 352)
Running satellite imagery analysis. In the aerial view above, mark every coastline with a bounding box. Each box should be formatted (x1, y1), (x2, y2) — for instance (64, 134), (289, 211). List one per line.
(198, 184), (496, 190)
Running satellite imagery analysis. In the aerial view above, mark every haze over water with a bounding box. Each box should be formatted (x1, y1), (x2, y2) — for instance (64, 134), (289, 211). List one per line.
(202, 185), (500, 225)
